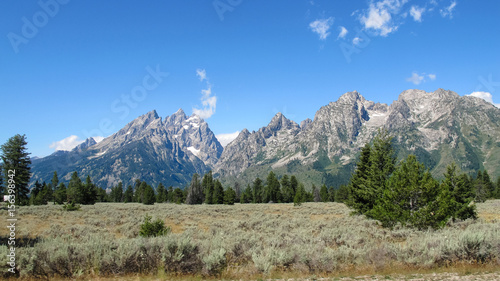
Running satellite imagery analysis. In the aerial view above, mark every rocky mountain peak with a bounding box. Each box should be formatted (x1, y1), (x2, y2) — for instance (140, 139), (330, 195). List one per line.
(300, 118), (312, 131)
(267, 112), (299, 132)
(72, 137), (97, 153)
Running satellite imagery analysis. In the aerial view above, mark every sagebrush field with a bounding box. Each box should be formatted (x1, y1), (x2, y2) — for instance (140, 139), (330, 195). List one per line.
(1, 200), (500, 280)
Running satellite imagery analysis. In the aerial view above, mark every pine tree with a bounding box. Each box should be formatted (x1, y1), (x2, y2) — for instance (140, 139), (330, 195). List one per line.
(111, 182), (124, 202)
(0, 164), (3, 196)
(82, 175), (97, 205)
(441, 163), (477, 222)
(293, 183), (306, 206)
(167, 186), (174, 202)
(328, 186), (336, 202)
(143, 184), (156, 205)
(134, 179), (145, 203)
(67, 171), (83, 204)
(312, 184), (321, 202)
(1, 134), (32, 205)
(156, 183), (167, 203)
(240, 184), (252, 203)
(223, 186), (236, 205)
(212, 179), (224, 204)
(496, 176), (500, 199)
(123, 185), (134, 203)
(481, 170), (495, 199)
(252, 177), (263, 203)
(347, 143), (373, 212)
(336, 184), (349, 203)
(280, 174), (293, 203)
(320, 184), (329, 202)
(186, 173), (203, 204)
(54, 182), (67, 205)
(202, 171), (214, 204)
(263, 171), (281, 203)
(234, 182), (241, 203)
(473, 170), (488, 202)
(290, 175), (298, 199)
(30, 181), (43, 205)
(172, 188), (184, 204)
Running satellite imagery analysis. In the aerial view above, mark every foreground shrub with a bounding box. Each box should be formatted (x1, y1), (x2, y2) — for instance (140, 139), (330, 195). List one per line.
(139, 215), (170, 237)
(62, 201), (80, 211)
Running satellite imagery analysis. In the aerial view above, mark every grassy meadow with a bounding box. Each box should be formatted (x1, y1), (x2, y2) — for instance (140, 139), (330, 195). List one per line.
(1, 200), (500, 280)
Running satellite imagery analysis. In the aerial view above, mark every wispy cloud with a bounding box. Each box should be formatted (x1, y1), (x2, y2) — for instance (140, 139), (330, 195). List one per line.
(49, 135), (83, 151)
(468, 92), (500, 108)
(410, 5), (425, 22)
(337, 26), (348, 39)
(216, 131), (240, 147)
(353, 37), (363, 45)
(196, 69), (207, 81)
(440, 1), (457, 18)
(309, 17), (334, 40)
(193, 69), (217, 119)
(406, 72), (436, 85)
(359, 0), (408, 37)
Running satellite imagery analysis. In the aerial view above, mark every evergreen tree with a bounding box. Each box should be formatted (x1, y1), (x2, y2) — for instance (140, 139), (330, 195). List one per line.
(47, 171), (59, 202)
(111, 182), (124, 202)
(143, 184), (156, 205)
(441, 163), (477, 222)
(234, 181), (241, 203)
(30, 181), (43, 205)
(223, 186), (236, 205)
(186, 173), (203, 204)
(172, 187), (184, 204)
(312, 184), (321, 202)
(134, 179), (146, 203)
(167, 186), (174, 202)
(156, 183), (167, 203)
(347, 143), (373, 212)
(336, 184), (349, 203)
(33, 182), (51, 205)
(252, 177), (263, 203)
(481, 170), (495, 199)
(320, 184), (329, 202)
(0, 164), (3, 196)
(96, 187), (108, 202)
(496, 176), (500, 199)
(123, 185), (134, 203)
(240, 184), (252, 203)
(54, 182), (67, 205)
(290, 175), (298, 199)
(293, 183), (306, 206)
(263, 171), (281, 203)
(82, 175), (97, 205)
(212, 179), (224, 204)
(280, 174), (293, 203)
(473, 170), (488, 202)
(67, 171), (83, 204)
(202, 171), (214, 204)
(1, 134), (32, 205)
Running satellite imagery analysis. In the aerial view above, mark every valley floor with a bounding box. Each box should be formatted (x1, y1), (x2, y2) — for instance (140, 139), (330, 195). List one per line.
(1, 200), (499, 280)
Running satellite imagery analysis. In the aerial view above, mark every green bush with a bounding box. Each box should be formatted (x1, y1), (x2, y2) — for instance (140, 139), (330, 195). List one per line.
(62, 201), (81, 211)
(139, 215), (170, 237)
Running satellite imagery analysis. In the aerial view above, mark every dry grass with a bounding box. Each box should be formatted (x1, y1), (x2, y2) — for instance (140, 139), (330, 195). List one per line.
(1, 200), (499, 280)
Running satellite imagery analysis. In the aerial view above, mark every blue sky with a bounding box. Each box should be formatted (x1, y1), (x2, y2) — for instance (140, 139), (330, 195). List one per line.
(1, 0), (499, 157)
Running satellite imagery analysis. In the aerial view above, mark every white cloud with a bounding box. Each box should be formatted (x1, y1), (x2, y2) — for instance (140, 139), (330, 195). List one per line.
(216, 131), (240, 147)
(309, 17), (334, 40)
(406, 72), (425, 85)
(337, 26), (348, 39)
(468, 92), (500, 108)
(359, 0), (408, 37)
(410, 5), (425, 22)
(196, 69), (207, 82)
(440, 1), (457, 18)
(353, 37), (363, 45)
(49, 135), (83, 151)
(428, 74), (436, 80)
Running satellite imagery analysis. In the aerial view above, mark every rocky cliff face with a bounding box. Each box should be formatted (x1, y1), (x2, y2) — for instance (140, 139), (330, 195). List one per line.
(215, 89), (500, 185)
(31, 89), (500, 189)
(31, 110), (223, 188)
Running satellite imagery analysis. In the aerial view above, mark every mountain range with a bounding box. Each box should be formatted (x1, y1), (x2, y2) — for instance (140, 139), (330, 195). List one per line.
(31, 89), (500, 189)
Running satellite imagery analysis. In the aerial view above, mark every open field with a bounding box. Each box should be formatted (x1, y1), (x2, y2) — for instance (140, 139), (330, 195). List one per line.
(1, 200), (500, 280)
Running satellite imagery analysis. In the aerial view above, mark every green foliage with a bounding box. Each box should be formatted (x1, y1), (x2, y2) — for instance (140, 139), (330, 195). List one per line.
(142, 184), (156, 205)
(252, 177), (263, 203)
(62, 201), (80, 211)
(139, 215), (170, 237)
(280, 175), (293, 203)
(54, 182), (66, 205)
(186, 173), (203, 204)
(293, 183), (306, 206)
(202, 171), (215, 204)
(111, 182), (124, 202)
(156, 183), (167, 203)
(320, 184), (329, 202)
(1, 134), (31, 205)
(240, 185), (253, 203)
(223, 186), (236, 205)
(347, 130), (477, 229)
(123, 185), (134, 203)
(212, 180), (224, 204)
(172, 187), (185, 204)
(263, 171), (281, 203)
